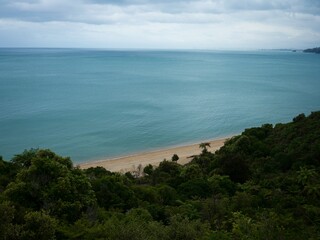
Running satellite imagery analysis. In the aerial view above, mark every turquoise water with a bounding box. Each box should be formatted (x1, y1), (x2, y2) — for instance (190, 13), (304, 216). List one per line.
(1, 49), (320, 163)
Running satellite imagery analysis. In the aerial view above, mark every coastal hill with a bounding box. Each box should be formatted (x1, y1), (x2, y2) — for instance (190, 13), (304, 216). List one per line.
(0, 111), (319, 239)
(303, 47), (320, 54)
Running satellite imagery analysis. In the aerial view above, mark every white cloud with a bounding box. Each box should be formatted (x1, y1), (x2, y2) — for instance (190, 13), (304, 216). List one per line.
(0, 0), (319, 48)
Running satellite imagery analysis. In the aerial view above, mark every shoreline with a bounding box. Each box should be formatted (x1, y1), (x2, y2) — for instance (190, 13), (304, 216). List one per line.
(78, 136), (231, 173)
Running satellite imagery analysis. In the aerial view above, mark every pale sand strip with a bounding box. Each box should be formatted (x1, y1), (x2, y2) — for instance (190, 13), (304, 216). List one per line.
(79, 137), (229, 173)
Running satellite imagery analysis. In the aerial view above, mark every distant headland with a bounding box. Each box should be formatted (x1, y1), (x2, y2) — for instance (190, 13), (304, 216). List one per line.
(303, 47), (320, 54)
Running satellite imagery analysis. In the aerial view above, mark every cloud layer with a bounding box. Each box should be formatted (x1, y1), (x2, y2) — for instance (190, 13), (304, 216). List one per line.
(0, 0), (319, 49)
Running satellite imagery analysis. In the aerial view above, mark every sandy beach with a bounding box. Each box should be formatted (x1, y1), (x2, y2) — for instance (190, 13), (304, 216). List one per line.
(79, 137), (229, 173)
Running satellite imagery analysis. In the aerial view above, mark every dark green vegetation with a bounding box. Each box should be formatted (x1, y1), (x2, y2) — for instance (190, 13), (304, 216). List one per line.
(1, 112), (320, 239)
(303, 47), (320, 54)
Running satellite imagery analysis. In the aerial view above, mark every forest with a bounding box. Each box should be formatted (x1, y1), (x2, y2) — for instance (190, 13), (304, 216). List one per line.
(303, 47), (320, 54)
(0, 111), (320, 239)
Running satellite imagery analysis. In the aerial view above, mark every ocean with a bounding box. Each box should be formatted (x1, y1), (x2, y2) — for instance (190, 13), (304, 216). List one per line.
(1, 48), (320, 163)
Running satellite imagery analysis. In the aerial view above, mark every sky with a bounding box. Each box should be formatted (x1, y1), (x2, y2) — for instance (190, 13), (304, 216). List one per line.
(0, 0), (319, 49)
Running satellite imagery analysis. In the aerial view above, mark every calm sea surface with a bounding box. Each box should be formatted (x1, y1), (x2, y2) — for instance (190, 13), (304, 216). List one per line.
(1, 49), (320, 163)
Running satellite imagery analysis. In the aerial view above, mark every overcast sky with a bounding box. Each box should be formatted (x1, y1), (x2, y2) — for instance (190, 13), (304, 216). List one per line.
(0, 0), (319, 49)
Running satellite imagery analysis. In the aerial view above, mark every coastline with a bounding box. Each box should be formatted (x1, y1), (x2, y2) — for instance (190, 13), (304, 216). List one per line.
(78, 136), (231, 173)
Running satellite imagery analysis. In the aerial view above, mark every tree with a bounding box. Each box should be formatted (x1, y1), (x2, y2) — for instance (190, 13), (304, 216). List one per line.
(84, 166), (112, 180)
(11, 148), (39, 168)
(144, 164), (154, 176)
(166, 215), (210, 240)
(178, 179), (212, 199)
(91, 175), (137, 211)
(4, 149), (96, 223)
(172, 154), (179, 162)
(0, 201), (19, 240)
(180, 164), (203, 180)
(0, 157), (19, 191)
(21, 211), (56, 240)
(199, 142), (211, 153)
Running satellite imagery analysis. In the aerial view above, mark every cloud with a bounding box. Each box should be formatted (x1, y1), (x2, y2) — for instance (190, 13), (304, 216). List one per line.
(0, 0), (319, 48)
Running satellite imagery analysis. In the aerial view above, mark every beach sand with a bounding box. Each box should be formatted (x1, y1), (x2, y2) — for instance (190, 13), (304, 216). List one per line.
(79, 137), (229, 173)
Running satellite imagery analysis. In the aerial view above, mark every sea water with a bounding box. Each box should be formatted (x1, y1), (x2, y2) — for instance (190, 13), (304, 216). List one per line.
(1, 49), (320, 163)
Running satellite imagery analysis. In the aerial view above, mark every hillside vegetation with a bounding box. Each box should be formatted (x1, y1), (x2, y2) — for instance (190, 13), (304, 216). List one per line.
(303, 47), (320, 54)
(1, 111), (320, 239)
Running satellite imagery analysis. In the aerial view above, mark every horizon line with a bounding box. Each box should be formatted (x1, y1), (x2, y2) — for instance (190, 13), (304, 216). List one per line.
(0, 47), (305, 51)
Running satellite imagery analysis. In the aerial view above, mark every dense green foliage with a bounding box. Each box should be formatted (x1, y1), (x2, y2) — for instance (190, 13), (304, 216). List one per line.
(303, 47), (320, 54)
(1, 111), (320, 239)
